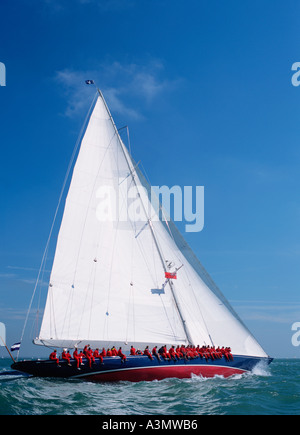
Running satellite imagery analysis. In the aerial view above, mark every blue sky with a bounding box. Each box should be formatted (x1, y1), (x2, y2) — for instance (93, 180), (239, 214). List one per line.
(0, 0), (300, 359)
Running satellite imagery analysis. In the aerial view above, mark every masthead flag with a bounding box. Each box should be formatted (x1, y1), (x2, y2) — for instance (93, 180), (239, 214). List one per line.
(11, 342), (21, 352)
(85, 80), (95, 85)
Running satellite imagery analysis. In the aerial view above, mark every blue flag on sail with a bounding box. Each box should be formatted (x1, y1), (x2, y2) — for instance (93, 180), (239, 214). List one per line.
(85, 80), (94, 85)
(11, 342), (21, 352)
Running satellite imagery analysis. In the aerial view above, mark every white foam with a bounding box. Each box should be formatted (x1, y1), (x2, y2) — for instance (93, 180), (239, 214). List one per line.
(251, 360), (271, 377)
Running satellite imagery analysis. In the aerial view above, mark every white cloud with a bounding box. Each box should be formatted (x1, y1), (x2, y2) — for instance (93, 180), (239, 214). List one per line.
(0, 267), (50, 287)
(54, 60), (181, 119)
(55, 69), (94, 118)
(0, 273), (17, 279)
(103, 87), (142, 120)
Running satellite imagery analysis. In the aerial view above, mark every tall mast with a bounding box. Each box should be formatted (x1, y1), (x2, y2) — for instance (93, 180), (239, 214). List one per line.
(97, 89), (194, 345)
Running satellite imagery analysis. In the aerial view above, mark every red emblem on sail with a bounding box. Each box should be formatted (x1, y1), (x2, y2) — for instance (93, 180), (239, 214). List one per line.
(165, 272), (177, 279)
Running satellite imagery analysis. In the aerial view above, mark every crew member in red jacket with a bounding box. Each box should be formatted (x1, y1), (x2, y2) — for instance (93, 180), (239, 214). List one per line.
(62, 348), (71, 366)
(180, 345), (188, 360)
(144, 346), (153, 360)
(73, 347), (83, 369)
(111, 346), (118, 356)
(158, 346), (168, 360)
(118, 347), (127, 363)
(176, 346), (183, 359)
(50, 350), (60, 366)
(93, 348), (103, 364)
(169, 346), (178, 361)
(130, 346), (136, 355)
(85, 347), (95, 368)
(152, 346), (160, 361)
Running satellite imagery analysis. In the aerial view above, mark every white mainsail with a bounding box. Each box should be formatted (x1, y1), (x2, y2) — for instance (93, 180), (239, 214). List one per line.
(36, 91), (267, 358)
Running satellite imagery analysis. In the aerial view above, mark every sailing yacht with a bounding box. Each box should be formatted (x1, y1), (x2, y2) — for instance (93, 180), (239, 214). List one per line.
(12, 88), (272, 382)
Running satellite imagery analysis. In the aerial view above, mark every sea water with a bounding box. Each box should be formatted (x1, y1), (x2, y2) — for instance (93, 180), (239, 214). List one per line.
(0, 358), (299, 415)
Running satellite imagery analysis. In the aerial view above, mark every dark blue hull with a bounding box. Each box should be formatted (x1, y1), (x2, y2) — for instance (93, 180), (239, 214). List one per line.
(12, 354), (273, 382)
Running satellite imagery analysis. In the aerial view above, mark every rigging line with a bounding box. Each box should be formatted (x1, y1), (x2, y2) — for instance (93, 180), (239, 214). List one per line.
(71, 245), (99, 340)
(101, 120), (176, 341)
(148, 220), (192, 345)
(49, 285), (57, 342)
(160, 206), (213, 344)
(152, 186), (214, 345)
(124, 183), (182, 345)
(88, 256), (99, 339)
(66, 285), (74, 339)
(151, 228), (159, 289)
(130, 220), (136, 343)
(136, 161), (183, 267)
(158, 294), (178, 343)
(181, 267), (215, 346)
(87, 121), (128, 339)
(125, 287), (131, 343)
(117, 125), (132, 155)
(142, 181), (197, 343)
(87, 262), (98, 339)
(103, 135), (130, 317)
(160, 200), (215, 345)
(125, 284), (137, 344)
(17, 92), (98, 359)
(103, 100), (186, 343)
(134, 161), (184, 274)
(123, 227), (179, 344)
(160, 204), (214, 345)
(71, 116), (118, 287)
(156, 186), (216, 345)
(97, 89), (193, 346)
(132, 224), (157, 283)
(102, 137), (137, 339)
(75, 239), (102, 340)
(125, 176), (142, 344)
(136, 164), (187, 279)
(68, 110), (121, 336)
(119, 160), (141, 185)
(34, 243), (49, 339)
(103, 166), (136, 338)
(140, 161), (153, 189)
(105, 180), (126, 317)
(126, 125), (132, 156)
(124, 175), (161, 288)
(105, 165), (132, 291)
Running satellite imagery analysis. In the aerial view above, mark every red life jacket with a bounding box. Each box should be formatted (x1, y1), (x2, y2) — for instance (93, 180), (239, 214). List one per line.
(50, 352), (57, 360)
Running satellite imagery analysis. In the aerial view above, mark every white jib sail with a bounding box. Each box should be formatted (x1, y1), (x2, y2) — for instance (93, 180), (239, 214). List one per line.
(36, 92), (268, 358)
